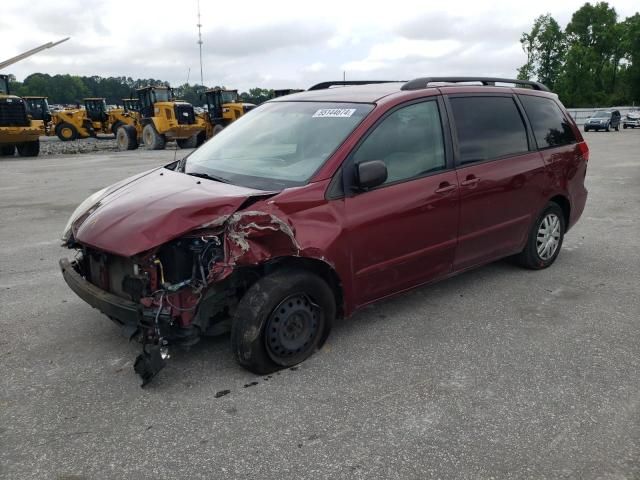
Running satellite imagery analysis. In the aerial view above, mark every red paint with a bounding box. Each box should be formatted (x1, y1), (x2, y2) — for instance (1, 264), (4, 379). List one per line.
(69, 84), (588, 320)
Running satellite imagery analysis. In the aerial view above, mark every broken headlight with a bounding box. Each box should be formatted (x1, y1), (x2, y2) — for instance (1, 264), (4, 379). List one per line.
(61, 187), (108, 243)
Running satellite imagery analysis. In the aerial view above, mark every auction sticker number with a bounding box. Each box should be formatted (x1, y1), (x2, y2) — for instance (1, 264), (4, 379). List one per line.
(313, 108), (356, 118)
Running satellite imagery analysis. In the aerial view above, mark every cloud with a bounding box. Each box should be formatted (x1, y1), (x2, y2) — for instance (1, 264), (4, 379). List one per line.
(342, 38), (462, 72)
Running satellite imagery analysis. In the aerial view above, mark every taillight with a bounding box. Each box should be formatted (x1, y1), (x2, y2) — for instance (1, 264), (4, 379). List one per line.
(578, 141), (589, 162)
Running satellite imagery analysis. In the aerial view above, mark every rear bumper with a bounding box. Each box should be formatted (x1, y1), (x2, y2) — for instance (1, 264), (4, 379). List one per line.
(59, 257), (140, 326)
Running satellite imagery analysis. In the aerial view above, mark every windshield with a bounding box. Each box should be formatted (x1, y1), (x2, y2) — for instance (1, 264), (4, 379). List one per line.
(593, 111), (610, 118)
(221, 91), (238, 103)
(0, 77), (8, 95)
(153, 88), (172, 102)
(185, 101), (373, 190)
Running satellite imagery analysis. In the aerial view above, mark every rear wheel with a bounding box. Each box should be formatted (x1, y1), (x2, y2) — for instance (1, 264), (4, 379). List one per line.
(0, 145), (16, 156)
(176, 135), (198, 149)
(17, 140), (40, 157)
(142, 123), (166, 150)
(231, 268), (335, 374)
(195, 131), (207, 147)
(516, 202), (565, 270)
(55, 122), (78, 141)
(116, 125), (138, 150)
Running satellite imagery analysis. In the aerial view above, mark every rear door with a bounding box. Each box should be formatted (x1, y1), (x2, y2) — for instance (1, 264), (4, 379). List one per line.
(343, 98), (459, 305)
(445, 94), (547, 270)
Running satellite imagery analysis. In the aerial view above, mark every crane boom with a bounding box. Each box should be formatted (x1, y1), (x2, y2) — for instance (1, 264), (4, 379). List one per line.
(0, 37), (70, 70)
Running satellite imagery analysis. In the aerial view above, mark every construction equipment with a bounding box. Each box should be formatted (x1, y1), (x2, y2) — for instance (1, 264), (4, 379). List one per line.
(23, 96), (53, 135)
(0, 39), (69, 157)
(0, 74), (42, 157)
(121, 98), (140, 114)
(116, 85), (204, 150)
(52, 98), (138, 141)
(196, 88), (256, 144)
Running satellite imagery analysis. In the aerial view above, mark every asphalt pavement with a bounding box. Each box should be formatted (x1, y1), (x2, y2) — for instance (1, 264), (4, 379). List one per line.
(1, 130), (639, 479)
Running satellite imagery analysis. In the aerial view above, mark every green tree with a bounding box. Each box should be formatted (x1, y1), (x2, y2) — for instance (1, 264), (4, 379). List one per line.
(517, 14), (565, 90)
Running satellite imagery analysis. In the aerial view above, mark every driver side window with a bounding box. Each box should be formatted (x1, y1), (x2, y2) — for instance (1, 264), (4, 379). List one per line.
(352, 100), (445, 185)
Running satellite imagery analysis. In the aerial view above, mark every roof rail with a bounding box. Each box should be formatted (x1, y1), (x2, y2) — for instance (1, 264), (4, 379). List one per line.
(401, 77), (550, 92)
(308, 80), (404, 91)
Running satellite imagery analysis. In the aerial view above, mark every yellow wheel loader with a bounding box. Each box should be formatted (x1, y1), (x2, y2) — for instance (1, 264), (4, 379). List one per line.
(116, 86), (204, 151)
(52, 98), (109, 141)
(0, 74), (43, 157)
(23, 96), (53, 135)
(195, 88), (256, 145)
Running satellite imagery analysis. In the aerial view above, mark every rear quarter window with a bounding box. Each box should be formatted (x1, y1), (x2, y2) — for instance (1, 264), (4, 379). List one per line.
(519, 95), (576, 149)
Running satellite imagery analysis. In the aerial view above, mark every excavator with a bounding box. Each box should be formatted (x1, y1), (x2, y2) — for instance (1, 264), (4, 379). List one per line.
(0, 37), (69, 157)
(116, 85), (204, 150)
(195, 87), (256, 144)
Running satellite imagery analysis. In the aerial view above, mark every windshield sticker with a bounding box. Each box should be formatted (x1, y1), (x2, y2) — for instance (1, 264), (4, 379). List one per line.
(312, 108), (356, 118)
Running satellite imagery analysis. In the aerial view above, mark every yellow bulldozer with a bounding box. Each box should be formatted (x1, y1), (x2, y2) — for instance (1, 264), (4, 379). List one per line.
(195, 88), (256, 145)
(116, 85), (204, 150)
(0, 74), (43, 157)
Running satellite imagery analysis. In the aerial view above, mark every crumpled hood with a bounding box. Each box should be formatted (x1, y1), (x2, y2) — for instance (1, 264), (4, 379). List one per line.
(74, 167), (268, 257)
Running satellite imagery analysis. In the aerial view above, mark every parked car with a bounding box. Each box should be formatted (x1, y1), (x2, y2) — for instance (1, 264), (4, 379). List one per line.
(622, 110), (640, 129)
(59, 76), (589, 385)
(584, 110), (621, 131)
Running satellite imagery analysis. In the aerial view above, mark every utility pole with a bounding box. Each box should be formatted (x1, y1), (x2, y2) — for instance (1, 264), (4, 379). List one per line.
(197, 0), (204, 87)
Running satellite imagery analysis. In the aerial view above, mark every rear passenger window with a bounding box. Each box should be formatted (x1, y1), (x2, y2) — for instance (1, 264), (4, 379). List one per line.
(519, 95), (576, 148)
(449, 96), (529, 164)
(352, 101), (445, 185)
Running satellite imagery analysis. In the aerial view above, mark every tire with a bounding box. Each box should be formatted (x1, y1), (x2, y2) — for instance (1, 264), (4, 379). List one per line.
(213, 124), (224, 136)
(231, 268), (335, 374)
(111, 121), (124, 136)
(623, 124), (627, 129)
(195, 131), (207, 147)
(584, 126), (589, 132)
(515, 202), (565, 270)
(176, 135), (198, 149)
(116, 125), (138, 151)
(17, 140), (40, 157)
(142, 123), (166, 150)
(0, 145), (16, 156)
(55, 122), (78, 141)
(605, 123), (610, 132)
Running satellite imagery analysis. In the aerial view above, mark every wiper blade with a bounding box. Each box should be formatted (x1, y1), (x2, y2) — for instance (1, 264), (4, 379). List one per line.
(186, 171), (230, 184)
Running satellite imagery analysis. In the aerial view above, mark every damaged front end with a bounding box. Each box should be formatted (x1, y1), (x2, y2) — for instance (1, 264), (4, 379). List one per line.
(60, 208), (301, 386)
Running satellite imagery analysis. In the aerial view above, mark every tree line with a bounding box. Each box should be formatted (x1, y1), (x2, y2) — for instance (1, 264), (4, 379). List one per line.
(518, 2), (639, 107)
(7, 73), (276, 106)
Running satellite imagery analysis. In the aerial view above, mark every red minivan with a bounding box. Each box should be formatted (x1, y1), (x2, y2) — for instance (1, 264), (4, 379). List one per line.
(59, 77), (589, 385)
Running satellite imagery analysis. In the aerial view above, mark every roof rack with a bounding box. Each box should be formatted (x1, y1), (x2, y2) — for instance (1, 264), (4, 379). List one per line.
(308, 80), (404, 91)
(401, 77), (550, 92)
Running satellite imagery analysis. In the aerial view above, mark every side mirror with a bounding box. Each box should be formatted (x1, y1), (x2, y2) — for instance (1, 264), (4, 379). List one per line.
(355, 160), (387, 190)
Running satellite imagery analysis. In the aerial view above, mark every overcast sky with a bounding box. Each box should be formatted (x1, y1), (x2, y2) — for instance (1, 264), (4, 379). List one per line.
(1, 0), (638, 91)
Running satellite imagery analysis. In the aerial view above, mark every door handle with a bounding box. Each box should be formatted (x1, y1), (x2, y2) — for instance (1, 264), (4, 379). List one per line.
(435, 182), (457, 194)
(460, 175), (480, 186)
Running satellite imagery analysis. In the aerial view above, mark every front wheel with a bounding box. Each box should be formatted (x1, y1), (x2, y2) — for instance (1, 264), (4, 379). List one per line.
(584, 126), (589, 132)
(55, 122), (78, 141)
(142, 124), (166, 150)
(515, 202), (565, 270)
(16, 140), (40, 157)
(231, 268), (335, 374)
(176, 135), (198, 149)
(0, 145), (16, 156)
